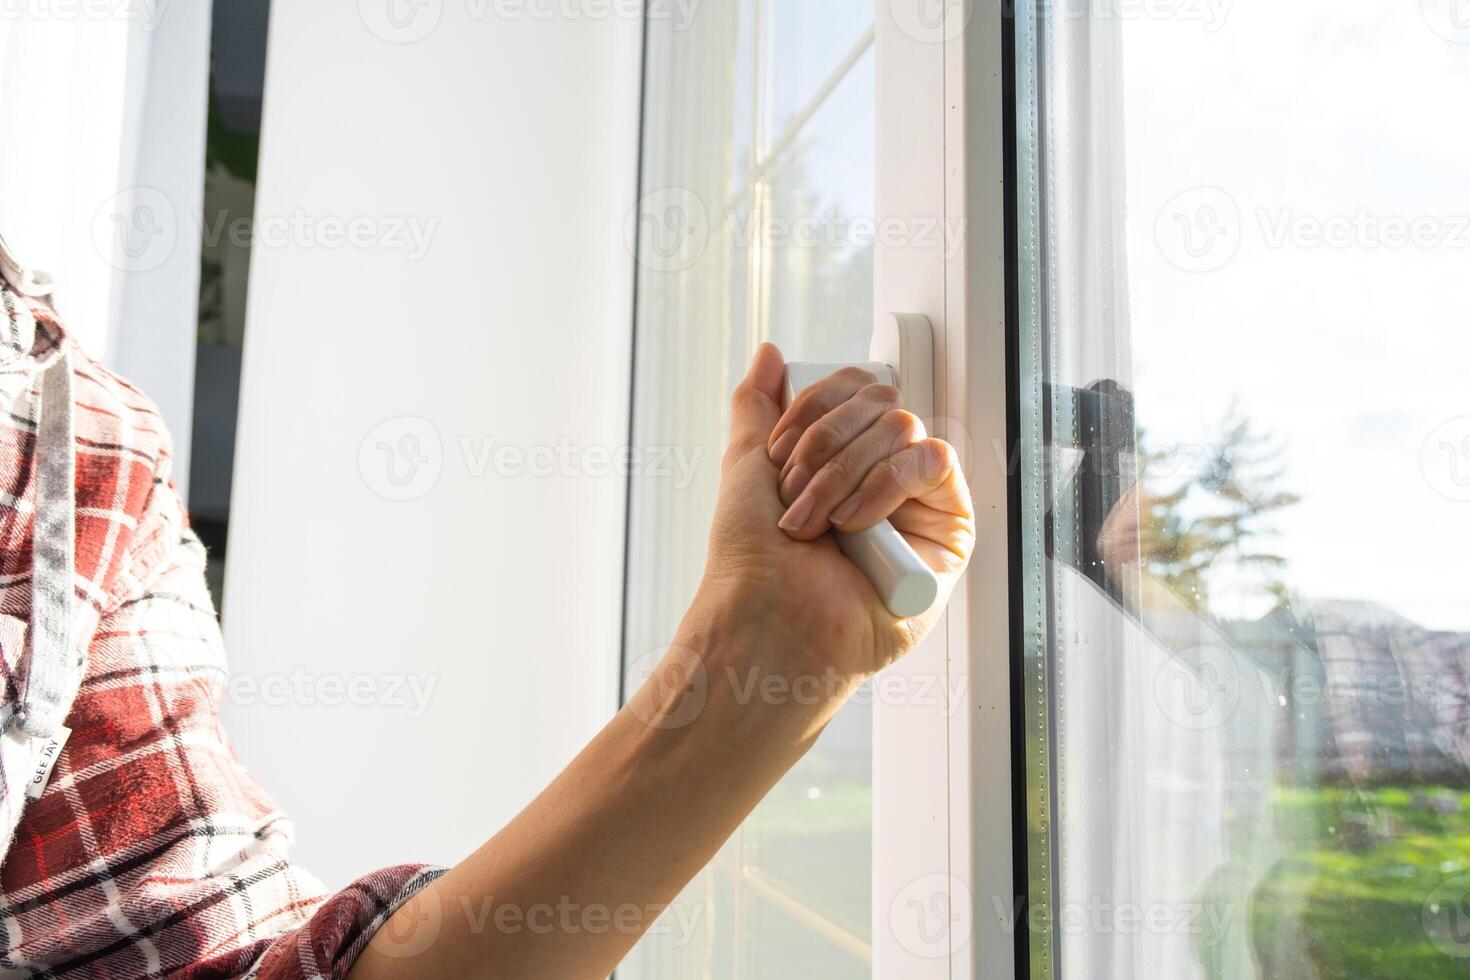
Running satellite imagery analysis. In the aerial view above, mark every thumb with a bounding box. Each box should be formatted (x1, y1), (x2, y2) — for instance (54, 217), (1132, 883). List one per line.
(728, 343), (786, 456)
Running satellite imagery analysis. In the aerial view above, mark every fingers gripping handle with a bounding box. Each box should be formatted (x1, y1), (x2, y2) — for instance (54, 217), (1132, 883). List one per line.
(782, 314), (940, 618)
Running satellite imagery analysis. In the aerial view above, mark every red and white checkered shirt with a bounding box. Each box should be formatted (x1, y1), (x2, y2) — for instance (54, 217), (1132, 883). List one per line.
(0, 278), (439, 977)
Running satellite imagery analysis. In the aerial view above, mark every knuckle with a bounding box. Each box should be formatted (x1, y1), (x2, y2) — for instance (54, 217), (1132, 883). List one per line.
(872, 456), (905, 490)
(823, 451), (861, 486)
(884, 409), (926, 444)
(785, 394), (828, 431)
(858, 383), (902, 408)
(787, 387), (819, 417)
(730, 383), (764, 414)
(798, 419), (841, 460)
(835, 365), (878, 386)
(722, 436), (756, 467)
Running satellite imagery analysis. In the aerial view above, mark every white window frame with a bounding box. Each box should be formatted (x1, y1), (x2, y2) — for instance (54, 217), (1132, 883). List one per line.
(619, 2), (1026, 975)
(872, 2), (1019, 978)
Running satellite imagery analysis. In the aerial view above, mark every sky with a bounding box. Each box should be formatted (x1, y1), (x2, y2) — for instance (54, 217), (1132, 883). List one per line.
(1119, 0), (1470, 630)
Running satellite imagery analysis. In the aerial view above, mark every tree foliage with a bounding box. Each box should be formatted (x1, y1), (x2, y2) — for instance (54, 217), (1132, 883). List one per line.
(1136, 404), (1301, 611)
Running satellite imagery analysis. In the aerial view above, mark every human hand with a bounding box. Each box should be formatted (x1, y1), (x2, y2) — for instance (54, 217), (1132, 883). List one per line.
(690, 343), (974, 682)
(1096, 486), (1145, 577)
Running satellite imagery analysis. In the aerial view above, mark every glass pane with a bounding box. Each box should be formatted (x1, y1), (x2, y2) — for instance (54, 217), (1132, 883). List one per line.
(761, 50), (876, 363)
(758, 0), (874, 159)
(621, 3), (876, 977)
(1016, 2), (1470, 979)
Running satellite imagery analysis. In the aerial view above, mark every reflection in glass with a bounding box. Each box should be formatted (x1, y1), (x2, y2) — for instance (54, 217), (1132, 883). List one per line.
(758, 0), (874, 158)
(1017, 2), (1470, 978)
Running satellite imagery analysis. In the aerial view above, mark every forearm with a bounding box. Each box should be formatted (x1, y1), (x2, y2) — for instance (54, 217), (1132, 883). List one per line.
(344, 344), (974, 978)
(345, 588), (861, 980)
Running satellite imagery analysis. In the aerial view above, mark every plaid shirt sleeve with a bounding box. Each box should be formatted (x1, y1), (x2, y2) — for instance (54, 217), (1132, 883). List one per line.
(0, 336), (444, 978)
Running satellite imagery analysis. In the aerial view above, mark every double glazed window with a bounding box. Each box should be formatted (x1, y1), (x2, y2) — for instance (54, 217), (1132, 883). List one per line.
(625, 1), (1470, 977)
(1017, 2), (1470, 977)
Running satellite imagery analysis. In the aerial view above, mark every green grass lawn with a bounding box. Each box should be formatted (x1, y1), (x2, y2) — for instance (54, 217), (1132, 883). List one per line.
(1250, 785), (1470, 978)
(670, 780), (1470, 978)
(746, 778), (873, 939)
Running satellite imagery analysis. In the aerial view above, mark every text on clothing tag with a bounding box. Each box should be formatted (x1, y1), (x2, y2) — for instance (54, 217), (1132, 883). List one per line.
(26, 726), (69, 799)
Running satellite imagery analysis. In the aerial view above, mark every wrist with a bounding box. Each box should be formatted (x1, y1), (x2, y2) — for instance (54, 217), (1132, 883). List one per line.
(678, 578), (867, 745)
(623, 585), (860, 761)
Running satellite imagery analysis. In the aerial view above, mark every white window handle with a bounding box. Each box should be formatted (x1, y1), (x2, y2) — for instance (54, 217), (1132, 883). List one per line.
(781, 314), (939, 618)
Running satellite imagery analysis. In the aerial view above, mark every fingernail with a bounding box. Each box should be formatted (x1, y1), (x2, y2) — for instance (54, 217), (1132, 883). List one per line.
(769, 428), (800, 466)
(781, 464), (812, 503)
(779, 493), (814, 532)
(830, 494), (861, 527)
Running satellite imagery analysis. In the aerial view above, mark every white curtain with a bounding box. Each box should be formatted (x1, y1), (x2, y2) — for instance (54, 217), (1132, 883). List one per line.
(0, 5), (211, 497)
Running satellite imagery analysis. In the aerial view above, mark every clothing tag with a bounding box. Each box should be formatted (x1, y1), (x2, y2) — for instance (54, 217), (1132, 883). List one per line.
(25, 725), (69, 799)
